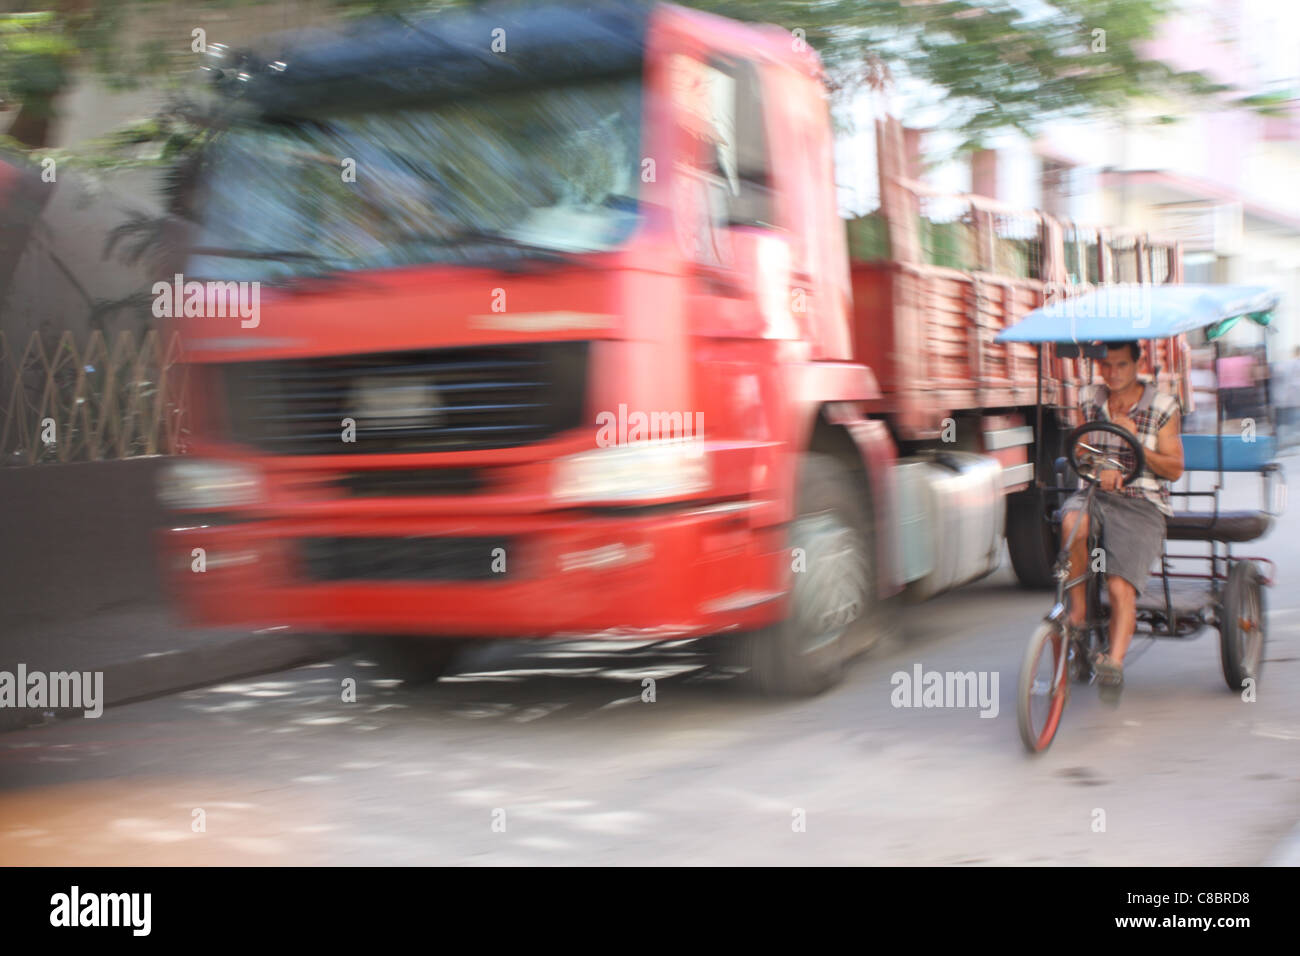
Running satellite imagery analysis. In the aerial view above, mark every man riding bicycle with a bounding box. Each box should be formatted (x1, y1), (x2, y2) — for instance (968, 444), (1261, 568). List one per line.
(1059, 340), (1185, 701)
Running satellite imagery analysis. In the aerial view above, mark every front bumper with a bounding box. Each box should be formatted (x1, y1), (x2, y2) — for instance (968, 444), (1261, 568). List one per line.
(161, 503), (786, 640)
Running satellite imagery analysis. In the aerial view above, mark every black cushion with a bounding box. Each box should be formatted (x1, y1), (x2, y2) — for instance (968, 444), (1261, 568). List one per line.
(1165, 510), (1273, 543)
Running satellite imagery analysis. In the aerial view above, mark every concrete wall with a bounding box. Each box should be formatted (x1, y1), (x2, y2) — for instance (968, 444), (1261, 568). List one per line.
(0, 457), (169, 633)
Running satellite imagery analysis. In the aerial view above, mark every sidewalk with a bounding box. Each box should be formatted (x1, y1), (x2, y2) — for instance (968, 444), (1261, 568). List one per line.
(0, 602), (346, 731)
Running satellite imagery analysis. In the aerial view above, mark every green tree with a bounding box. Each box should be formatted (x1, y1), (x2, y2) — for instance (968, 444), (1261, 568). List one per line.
(683, 0), (1276, 146)
(0, 0), (1268, 151)
(0, 10), (75, 148)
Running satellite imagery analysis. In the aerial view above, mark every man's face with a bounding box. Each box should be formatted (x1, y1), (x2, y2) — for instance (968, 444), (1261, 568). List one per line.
(1098, 347), (1139, 392)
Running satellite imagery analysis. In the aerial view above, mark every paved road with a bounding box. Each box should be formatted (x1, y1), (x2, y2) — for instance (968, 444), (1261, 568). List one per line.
(2, 469), (1298, 865)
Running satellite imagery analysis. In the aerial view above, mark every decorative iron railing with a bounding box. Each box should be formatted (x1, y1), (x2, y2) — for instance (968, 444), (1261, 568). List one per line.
(0, 329), (189, 465)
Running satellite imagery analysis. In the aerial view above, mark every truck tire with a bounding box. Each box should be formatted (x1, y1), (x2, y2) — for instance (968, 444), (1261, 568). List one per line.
(351, 635), (467, 684)
(1005, 488), (1058, 590)
(742, 453), (875, 697)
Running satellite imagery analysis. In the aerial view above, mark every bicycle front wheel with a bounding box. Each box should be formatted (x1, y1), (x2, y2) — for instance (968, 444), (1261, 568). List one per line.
(1017, 620), (1069, 753)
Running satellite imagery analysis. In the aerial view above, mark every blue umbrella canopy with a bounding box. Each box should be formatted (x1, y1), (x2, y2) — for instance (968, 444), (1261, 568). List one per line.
(994, 284), (1278, 344)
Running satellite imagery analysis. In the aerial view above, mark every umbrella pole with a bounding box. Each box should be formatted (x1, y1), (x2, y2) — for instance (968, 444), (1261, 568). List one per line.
(1035, 342), (1044, 487)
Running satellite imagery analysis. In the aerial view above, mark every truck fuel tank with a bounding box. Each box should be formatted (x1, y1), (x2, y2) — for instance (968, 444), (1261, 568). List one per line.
(893, 452), (1006, 602)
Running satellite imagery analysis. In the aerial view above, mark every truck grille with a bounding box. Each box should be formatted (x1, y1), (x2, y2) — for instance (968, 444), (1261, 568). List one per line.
(221, 341), (587, 455)
(336, 468), (485, 497)
(299, 536), (510, 581)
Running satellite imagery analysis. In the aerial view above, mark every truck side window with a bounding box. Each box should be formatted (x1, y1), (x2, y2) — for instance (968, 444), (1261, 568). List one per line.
(706, 58), (773, 229)
(717, 59), (764, 227)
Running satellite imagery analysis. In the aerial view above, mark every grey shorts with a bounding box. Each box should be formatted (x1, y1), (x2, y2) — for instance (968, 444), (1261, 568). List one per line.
(1060, 491), (1167, 593)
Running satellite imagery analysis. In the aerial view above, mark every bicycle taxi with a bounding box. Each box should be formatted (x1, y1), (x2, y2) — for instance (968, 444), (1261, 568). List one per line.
(994, 285), (1286, 753)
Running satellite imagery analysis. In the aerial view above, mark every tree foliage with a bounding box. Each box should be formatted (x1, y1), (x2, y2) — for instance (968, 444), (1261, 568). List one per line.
(0, 0), (1277, 150)
(686, 0), (1249, 146)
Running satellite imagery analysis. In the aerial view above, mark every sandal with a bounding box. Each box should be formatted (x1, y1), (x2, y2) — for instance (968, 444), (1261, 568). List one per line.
(1093, 652), (1123, 707)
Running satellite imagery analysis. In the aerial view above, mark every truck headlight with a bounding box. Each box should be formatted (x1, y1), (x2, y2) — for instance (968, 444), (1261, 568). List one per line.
(158, 460), (264, 511)
(552, 440), (710, 504)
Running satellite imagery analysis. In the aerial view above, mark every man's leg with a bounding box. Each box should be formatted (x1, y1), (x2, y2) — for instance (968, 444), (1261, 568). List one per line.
(1061, 507), (1090, 627)
(1106, 575), (1138, 664)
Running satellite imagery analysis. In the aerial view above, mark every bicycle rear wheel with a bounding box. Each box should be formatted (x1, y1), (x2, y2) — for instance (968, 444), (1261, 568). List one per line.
(1219, 560), (1266, 693)
(1017, 620), (1069, 753)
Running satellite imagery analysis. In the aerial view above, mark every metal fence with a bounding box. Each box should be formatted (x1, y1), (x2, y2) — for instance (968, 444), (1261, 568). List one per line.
(0, 329), (189, 465)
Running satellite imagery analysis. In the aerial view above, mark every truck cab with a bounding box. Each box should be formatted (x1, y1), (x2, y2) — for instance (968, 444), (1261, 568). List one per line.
(160, 1), (900, 695)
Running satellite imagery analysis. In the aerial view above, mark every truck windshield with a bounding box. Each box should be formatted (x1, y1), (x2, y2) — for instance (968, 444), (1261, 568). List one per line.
(190, 75), (643, 281)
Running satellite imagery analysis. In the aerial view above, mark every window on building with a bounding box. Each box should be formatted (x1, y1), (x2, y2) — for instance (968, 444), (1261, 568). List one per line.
(1183, 253), (1221, 285)
(1041, 159), (1074, 220)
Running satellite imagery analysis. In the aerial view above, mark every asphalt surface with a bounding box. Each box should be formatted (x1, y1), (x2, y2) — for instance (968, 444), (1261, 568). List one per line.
(2, 465), (1298, 865)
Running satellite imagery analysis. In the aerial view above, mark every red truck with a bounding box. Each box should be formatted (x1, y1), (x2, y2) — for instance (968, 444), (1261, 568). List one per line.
(159, 1), (1188, 695)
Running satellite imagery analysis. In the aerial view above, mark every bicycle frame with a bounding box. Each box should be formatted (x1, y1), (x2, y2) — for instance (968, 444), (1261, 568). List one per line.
(1044, 480), (1106, 688)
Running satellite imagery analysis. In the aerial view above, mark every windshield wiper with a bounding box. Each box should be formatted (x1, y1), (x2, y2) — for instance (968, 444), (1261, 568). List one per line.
(260, 268), (382, 291)
(188, 248), (379, 290)
(189, 246), (338, 263)
(387, 228), (580, 262)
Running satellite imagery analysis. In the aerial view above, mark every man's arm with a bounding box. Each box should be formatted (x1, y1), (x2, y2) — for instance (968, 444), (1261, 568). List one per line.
(1072, 387), (1102, 473)
(1143, 411), (1184, 481)
(1110, 407), (1183, 482)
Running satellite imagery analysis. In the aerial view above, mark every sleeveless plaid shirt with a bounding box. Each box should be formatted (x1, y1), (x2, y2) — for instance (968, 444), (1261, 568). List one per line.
(1079, 380), (1180, 517)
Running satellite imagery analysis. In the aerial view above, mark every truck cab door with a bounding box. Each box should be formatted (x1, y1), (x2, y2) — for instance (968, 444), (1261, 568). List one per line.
(669, 53), (797, 343)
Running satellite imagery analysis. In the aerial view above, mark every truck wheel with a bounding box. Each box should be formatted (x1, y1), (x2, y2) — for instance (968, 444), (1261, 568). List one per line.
(1006, 488), (1058, 590)
(743, 453), (875, 697)
(351, 635), (467, 684)
(1218, 561), (1265, 694)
